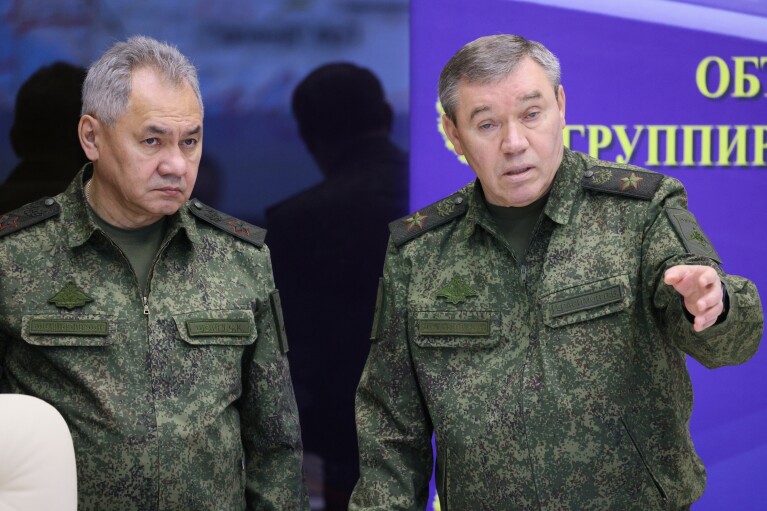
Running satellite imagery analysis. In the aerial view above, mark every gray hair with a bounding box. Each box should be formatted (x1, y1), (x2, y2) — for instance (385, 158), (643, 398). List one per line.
(81, 35), (203, 126)
(438, 34), (561, 124)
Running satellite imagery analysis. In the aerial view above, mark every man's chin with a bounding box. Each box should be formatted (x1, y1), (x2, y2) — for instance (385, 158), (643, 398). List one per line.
(152, 199), (186, 217)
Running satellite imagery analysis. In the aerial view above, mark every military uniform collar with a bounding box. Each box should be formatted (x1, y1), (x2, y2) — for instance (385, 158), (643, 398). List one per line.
(544, 147), (583, 226)
(459, 181), (500, 242)
(458, 147), (583, 242)
(62, 164), (99, 248)
(177, 204), (200, 244)
(63, 164), (195, 249)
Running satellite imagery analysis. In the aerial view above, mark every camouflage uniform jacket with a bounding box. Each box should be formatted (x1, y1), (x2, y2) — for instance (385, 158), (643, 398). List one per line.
(0, 167), (308, 511)
(350, 149), (763, 510)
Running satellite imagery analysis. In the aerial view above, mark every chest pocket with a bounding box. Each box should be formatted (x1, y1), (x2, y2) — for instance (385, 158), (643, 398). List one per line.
(412, 310), (500, 349)
(21, 314), (116, 347)
(174, 309), (257, 346)
(541, 274), (632, 328)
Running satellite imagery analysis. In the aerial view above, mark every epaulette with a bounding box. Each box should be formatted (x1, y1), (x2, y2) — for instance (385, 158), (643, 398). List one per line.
(581, 164), (663, 200)
(187, 199), (266, 248)
(389, 190), (468, 247)
(0, 197), (60, 239)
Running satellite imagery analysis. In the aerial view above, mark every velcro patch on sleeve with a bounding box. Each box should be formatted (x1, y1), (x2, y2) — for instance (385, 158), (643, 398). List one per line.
(269, 289), (289, 354)
(369, 278), (384, 342)
(665, 208), (722, 263)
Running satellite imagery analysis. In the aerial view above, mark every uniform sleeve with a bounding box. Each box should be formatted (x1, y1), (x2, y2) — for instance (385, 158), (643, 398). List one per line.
(0, 291), (7, 387)
(0, 262), (7, 385)
(349, 240), (433, 511)
(643, 178), (764, 368)
(0, 331), (6, 385)
(239, 249), (309, 510)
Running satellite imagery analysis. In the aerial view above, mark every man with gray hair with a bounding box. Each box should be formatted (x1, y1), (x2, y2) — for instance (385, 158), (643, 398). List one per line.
(350, 34), (763, 509)
(0, 35), (307, 510)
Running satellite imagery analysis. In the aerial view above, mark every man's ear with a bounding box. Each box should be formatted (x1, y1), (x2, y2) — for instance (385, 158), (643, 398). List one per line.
(78, 115), (100, 161)
(442, 114), (465, 155)
(556, 85), (566, 128)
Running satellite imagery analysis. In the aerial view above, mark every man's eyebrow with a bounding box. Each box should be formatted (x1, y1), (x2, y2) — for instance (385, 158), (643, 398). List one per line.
(184, 125), (202, 137)
(521, 91), (543, 102)
(145, 125), (168, 135)
(143, 125), (202, 136)
(469, 105), (491, 121)
(467, 91), (544, 121)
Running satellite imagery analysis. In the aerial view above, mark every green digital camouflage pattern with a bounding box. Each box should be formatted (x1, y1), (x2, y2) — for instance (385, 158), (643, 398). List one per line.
(0, 167), (308, 511)
(350, 149), (764, 511)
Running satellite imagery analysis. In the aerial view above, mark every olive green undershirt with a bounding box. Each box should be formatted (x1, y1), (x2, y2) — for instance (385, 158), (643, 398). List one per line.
(486, 193), (549, 262)
(90, 208), (168, 294)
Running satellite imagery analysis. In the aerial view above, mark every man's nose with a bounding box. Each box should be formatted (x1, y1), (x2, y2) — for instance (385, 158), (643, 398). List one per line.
(500, 122), (529, 154)
(157, 144), (188, 176)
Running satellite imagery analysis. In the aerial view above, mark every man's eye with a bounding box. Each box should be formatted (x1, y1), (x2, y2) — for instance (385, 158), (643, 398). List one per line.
(526, 111), (540, 121)
(479, 123), (494, 130)
(144, 138), (159, 146)
(181, 139), (198, 147)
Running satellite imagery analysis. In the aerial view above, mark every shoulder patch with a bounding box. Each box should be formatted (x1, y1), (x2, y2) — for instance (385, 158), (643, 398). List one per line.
(188, 199), (266, 248)
(269, 289), (289, 354)
(581, 165), (663, 200)
(0, 197), (60, 239)
(665, 207), (722, 263)
(389, 191), (468, 247)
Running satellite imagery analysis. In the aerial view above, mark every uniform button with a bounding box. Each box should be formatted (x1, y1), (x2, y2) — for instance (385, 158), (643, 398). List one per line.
(44, 198), (55, 206)
(584, 170), (594, 178)
(193, 200), (202, 209)
(453, 196), (464, 205)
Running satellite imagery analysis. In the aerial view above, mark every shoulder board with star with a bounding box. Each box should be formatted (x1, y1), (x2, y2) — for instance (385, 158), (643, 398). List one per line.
(0, 197), (61, 239)
(188, 199), (266, 248)
(389, 191), (468, 247)
(581, 164), (663, 200)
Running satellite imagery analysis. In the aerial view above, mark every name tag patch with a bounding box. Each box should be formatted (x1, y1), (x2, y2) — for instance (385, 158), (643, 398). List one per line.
(550, 285), (623, 318)
(186, 319), (252, 337)
(28, 319), (109, 336)
(418, 319), (490, 336)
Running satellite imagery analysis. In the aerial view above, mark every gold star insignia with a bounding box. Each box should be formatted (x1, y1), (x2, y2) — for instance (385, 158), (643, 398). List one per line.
(404, 212), (427, 232)
(620, 172), (643, 191)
